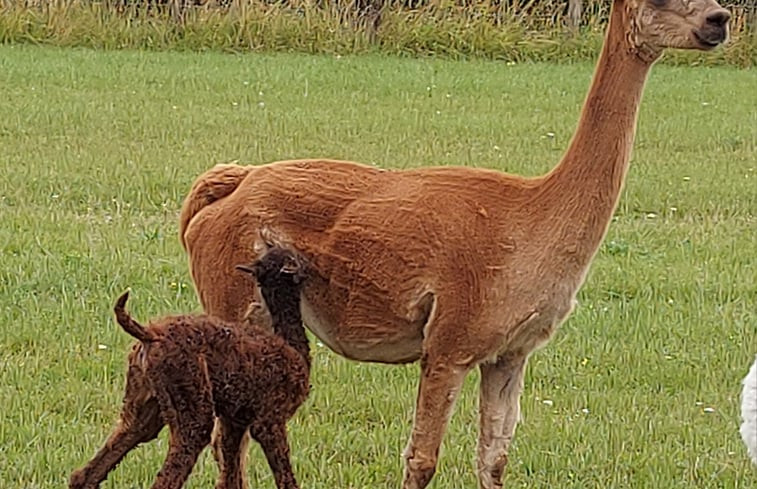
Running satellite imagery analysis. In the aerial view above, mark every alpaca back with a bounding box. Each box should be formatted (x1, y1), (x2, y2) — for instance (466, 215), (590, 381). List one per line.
(203, 325), (310, 420)
(741, 356), (757, 465)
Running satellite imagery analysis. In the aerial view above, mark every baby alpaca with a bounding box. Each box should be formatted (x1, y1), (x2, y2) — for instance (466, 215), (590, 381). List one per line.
(742, 355), (757, 466)
(70, 247), (310, 489)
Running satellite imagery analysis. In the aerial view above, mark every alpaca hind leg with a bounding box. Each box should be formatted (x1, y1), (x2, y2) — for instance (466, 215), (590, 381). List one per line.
(150, 359), (215, 489)
(69, 388), (163, 488)
(185, 209), (260, 324)
(251, 422), (299, 489)
(476, 354), (527, 489)
(402, 354), (469, 489)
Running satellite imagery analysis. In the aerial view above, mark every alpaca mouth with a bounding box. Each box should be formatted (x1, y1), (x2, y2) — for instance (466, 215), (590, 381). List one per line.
(693, 29), (727, 49)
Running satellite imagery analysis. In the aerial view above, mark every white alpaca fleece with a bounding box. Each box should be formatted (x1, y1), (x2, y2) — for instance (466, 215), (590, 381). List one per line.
(741, 355), (757, 466)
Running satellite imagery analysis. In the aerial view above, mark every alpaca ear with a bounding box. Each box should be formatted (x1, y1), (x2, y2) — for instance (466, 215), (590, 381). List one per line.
(259, 227), (278, 249)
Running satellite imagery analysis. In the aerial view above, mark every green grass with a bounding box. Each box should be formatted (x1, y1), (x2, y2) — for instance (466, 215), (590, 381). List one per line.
(0, 44), (755, 488)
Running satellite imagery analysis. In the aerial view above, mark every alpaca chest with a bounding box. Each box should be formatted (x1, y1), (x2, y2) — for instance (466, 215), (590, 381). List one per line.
(504, 299), (577, 357)
(487, 276), (580, 359)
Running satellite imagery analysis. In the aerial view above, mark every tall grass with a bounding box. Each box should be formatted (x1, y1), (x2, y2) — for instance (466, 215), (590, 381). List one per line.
(0, 0), (755, 66)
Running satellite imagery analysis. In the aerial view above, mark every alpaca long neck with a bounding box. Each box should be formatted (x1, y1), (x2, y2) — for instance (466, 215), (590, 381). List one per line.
(540, 2), (654, 264)
(266, 292), (311, 367)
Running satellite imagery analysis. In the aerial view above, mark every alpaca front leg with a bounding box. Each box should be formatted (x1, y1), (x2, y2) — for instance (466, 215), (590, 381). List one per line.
(251, 422), (299, 489)
(402, 357), (469, 489)
(69, 399), (163, 489)
(476, 354), (527, 489)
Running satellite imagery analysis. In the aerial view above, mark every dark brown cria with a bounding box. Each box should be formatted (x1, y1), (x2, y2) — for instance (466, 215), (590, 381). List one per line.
(70, 246), (309, 489)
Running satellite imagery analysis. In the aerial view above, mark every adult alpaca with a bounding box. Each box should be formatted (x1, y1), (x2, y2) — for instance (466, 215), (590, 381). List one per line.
(179, 1), (730, 487)
(742, 356), (757, 465)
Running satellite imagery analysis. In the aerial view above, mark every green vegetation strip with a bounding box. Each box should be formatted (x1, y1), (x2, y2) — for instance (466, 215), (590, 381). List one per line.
(0, 1), (755, 66)
(0, 45), (755, 487)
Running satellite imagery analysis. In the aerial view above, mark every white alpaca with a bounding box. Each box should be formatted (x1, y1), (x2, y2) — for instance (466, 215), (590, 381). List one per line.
(741, 356), (757, 466)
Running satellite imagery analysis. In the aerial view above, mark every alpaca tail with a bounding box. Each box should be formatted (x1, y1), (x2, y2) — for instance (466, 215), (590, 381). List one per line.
(114, 291), (156, 343)
(741, 355), (757, 466)
(179, 163), (253, 250)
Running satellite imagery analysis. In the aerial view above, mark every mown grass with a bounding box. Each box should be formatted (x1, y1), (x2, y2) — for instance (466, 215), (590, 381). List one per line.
(0, 0), (755, 67)
(0, 44), (755, 487)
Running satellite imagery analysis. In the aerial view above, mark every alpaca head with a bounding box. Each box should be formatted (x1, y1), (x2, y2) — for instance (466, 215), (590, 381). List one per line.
(236, 247), (307, 315)
(622, 0), (730, 59)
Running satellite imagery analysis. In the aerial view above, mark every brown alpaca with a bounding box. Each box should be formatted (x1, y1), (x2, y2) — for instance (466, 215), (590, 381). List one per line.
(69, 247), (309, 489)
(178, 1), (730, 487)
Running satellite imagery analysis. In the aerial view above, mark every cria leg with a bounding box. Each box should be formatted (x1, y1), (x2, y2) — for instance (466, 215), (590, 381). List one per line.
(251, 422), (299, 489)
(69, 398), (163, 489)
(215, 417), (251, 489)
(150, 360), (215, 489)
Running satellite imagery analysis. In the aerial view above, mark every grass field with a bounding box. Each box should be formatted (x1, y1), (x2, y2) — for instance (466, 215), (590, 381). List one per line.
(0, 44), (755, 488)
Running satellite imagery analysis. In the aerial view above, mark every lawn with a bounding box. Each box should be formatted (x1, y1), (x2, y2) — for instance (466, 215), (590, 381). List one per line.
(0, 44), (755, 488)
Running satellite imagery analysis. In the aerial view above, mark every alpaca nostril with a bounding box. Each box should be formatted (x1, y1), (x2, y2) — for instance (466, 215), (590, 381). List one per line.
(706, 9), (731, 27)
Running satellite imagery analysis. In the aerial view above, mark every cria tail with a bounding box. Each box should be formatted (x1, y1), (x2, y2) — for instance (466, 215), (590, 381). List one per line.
(114, 291), (155, 343)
